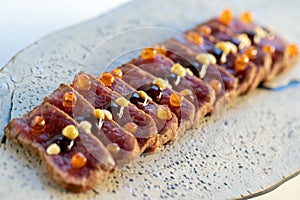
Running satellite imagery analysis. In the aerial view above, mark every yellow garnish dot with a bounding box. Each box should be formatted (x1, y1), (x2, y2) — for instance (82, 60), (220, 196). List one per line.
(115, 97), (129, 107)
(62, 125), (79, 140)
(153, 78), (167, 90)
(171, 63), (186, 77)
(46, 143), (61, 155)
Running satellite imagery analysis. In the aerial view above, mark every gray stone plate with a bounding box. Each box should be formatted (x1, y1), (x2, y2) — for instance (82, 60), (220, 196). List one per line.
(0, 0), (299, 199)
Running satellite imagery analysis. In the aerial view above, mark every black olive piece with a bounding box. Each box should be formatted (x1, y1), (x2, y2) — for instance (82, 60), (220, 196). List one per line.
(129, 92), (149, 109)
(262, 26), (271, 34)
(230, 37), (241, 47)
(105, 102), (121, 120)
(185, 64), (200, 77)
(137, 83), (162, 103)
(208, 47), (223, 64)
(166, 72), (181, 86)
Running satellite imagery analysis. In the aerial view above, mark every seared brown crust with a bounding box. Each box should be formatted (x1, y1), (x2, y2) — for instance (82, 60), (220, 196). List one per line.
(117, 64), (195, 135)
(71, 72), (157, 153)
(44, 84), (140, 165)
(5, 103), (115, 193)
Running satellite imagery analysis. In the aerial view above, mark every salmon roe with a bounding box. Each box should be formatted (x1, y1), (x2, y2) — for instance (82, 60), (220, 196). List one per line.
(110, 68), (123, 78)
(210, 79), (222, 93)
(154, 44), (167, 55)
(186, 32), (203, 45)
(240, 11), (253, 24)
(244, 46), (258, 59)
(62, 91), (76, 108)
(219, 9), (233, 25)
(157, 106), (172, 120)
(107, 143), (120, 155)
(75, 74), (91, 91)
(30, 116), (46, 131)
(198, 25), (212, 35)
(235, 54), (249, 71)
(169, 93), (183, 107)
(99, 72), (115, 87)
(123, 122), (138, 134)
(262, 45), (275, 54)
(286, 44), (299, 57)
(141, 48), (157, 60)
(71, 152), (87, 169)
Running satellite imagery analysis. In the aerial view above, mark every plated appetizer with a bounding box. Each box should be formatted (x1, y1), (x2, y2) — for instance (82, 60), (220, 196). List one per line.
(4, 10), (298, 192)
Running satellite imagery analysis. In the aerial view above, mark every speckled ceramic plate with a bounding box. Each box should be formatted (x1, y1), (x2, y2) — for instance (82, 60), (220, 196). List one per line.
(0, 0), (300, 199)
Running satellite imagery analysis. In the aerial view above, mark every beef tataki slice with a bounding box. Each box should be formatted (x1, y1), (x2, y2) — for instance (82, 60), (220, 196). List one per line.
(115, 64), (195, 135)
(44, 84), (140, 165)
(71, 72), (157, 153)
(99, 71), (178, 150)
(130, 53), (215, 127)
(4, 103), (115, 193)
(161, 38), (238, 101)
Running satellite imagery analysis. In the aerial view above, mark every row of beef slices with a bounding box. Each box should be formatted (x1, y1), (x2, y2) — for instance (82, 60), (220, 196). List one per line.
(4, 10), (299, 192)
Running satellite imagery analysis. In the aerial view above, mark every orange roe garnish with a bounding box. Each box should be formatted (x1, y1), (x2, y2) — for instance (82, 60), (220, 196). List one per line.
(169, 93), (183, 107)
(240, 11), (253, 24)
(262, 45), (275, 54)
(123, 122), (138, 134)
(244, 46), (258, 59)
(286, 44), (299, 57)
(99, 72), (115, 87)
(198, 25), (212, 35)
(219, 9), (233, 25)
(157, 106), (172, 120)
(186, 31), (203, 45)
(154, 44), (167, 55)
(30, 116), (45, 131)
(210, 80), (222, 93)
(110, 68), (123, 78)
(141, 48), (157, 60)
(75, 74), (91, 91)
(62, 91), (76, 108)
(107, 143), (120, 155)
(71, 152), (87, 169)
(235, 54), (249, 71)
